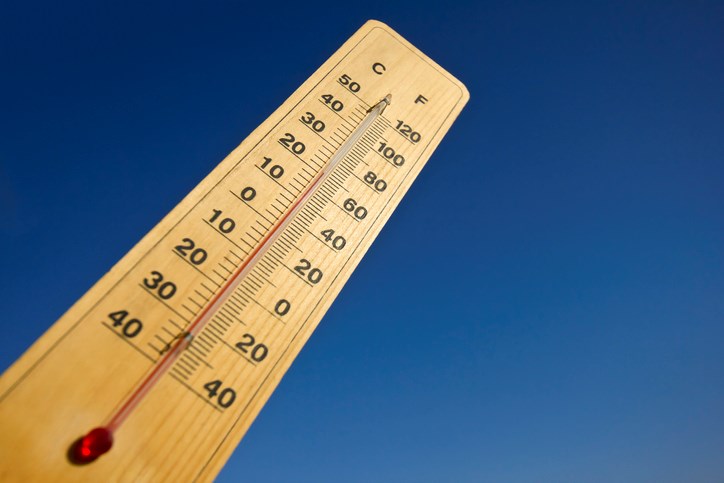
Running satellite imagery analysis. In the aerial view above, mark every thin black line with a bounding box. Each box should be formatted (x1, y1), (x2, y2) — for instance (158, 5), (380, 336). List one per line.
(250, 225), (265, 239)
(188, 336), (210, 353)
(181, 304), (198, 316)
(223, 297), (246, 315)
(347, 111), (364, 123)
(237, 292), (286, 324)
(266, 203), (284, 216)
(370, 147), (401, 168)
(215, 312), (237, 329)
(177, 356), (198, 371)
(101, 322), (156, 363)
(243, 232), (261, 246)
(340, 117), (357, 131)
(187, 296), (204, 309)
(206, 323), (225, 339)
(194, 289), (212, 302)
(227, 249), (243, 261)
(299, 119), (338, 147)
(204, 219), (248, 254)
(215, 264), (233, 276)
(304, 227), (339, 253)
(229, 191), (275, 226)
(352, 104), (368, 117)
(197, 331), (219, 347)
(331, 202), (360, 222)
(148, 342), (163, 354)
(327, 177), (349, 193)
(336, 124), (353, 136)
(303, 205), (327, 221)
(294, 169), (314, 185)
(138, 284), (190, 322)
(219, 296), (246, 319)
(167, 318), (184, 331)
(250, 269), (277, 288)
(277, 141), (318, 170)
(337, 81), (371, 106)
(186, 345), (213, 368)
(237, 238), (254, 251)
(218, 337), (258, 367)
(170, 368), (190, 380)
(350, 172), (380, 193)
(277, 237), (302, 253)
(170, 373), (222, 412)
(313, 151), (330, 162)
(288, 177), (307, 192)
(391, 127), (418, 145)
(173, 250), (217, 283)
(318, 99), (344, 118)
(349, 106), (365, 119)
(154, 334), (169, 346)
(319, 144), (335, 156)
(174, 362), (193, 376)
(211, 268), (228, 282)
(254, 165), (299, 198)
(200, 282), (217, 293)
(279, 262), (314, 287)
(330, 133), (346, 146)
(377, 114), (392, 126)
(180, 354), (200, 368)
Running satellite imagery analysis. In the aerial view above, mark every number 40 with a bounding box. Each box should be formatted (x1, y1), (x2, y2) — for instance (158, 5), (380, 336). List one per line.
(203, 380), (236, 408)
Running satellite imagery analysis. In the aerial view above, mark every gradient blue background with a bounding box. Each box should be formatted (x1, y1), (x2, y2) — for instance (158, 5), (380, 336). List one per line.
(2, 1), (723, 481)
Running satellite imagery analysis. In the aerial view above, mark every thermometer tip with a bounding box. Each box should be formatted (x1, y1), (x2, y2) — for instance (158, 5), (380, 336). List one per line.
(371, 94), (391, 114)
(70, 427), (113, 464)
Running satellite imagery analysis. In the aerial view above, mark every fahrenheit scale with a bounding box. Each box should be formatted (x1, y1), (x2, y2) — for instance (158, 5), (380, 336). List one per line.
(0, 20), (468, 481)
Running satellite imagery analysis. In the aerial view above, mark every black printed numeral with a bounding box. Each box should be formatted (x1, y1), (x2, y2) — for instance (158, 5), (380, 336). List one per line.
(294, 259), (323, 284)
(235, 333), (269, 362)
(300, 112), (326, 132)
(260, 157), (284, 179)
(395, 120), (422, 143)
(279, 133), (306, 154)
(320, 228), (346, 250)
(240, 187), (257, 202)
(203, 380), (236, 408)
(338, 74), (361, 93)
(377, 142), (405, 166)
(343, 198), (368, 220)
(274, 299), (291, 316)
(209, 209), (236, 234)
(363, 171), (387, 192)
(108, 310), (143, 338)
(321, 94), (344, 112)
(143, 271), (177, 299)
(174, 238), (208, 265)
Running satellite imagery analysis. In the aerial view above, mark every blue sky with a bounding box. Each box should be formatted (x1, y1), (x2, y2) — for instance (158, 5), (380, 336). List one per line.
(1, 1), (723, 481)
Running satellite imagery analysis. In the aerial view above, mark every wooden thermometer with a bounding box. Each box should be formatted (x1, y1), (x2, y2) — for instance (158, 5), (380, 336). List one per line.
(0, 20), (468, 481)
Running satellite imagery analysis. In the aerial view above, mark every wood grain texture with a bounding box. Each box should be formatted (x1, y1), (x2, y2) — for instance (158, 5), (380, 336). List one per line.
(0, 20), (468, 482)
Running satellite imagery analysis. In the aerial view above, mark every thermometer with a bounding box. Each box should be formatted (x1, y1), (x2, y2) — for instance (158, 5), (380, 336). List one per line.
(0, 20), (468, 481)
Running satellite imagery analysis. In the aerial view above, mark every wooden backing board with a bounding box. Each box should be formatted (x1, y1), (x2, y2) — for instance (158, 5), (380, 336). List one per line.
(0, 20), (469, 481)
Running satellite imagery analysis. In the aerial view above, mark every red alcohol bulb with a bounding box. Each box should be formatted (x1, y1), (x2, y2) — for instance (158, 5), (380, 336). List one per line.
(71, 427), (113, 464)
